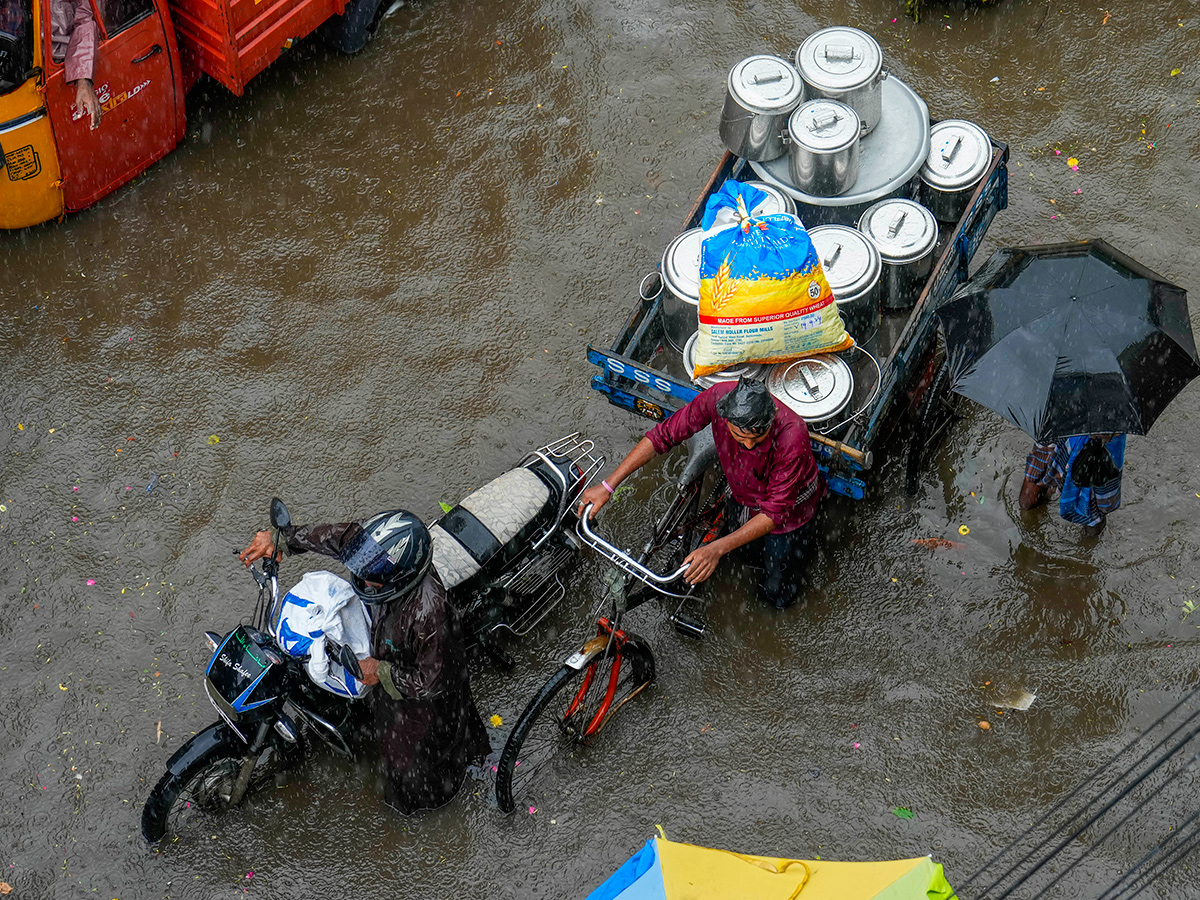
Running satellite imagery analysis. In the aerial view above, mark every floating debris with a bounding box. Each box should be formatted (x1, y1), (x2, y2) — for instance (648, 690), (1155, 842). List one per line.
(992, 689), (1037, 711)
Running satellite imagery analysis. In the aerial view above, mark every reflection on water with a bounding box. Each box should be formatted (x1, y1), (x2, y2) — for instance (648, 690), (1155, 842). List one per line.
(2, 0), (1200, 897)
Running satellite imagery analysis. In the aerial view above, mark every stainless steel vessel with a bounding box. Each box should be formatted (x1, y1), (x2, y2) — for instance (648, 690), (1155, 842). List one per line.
(766, 354), (855, 427)
(746, 75), (929, 227)
(682, 332), (768, 389)
(786, 99), (861, 197)
(794, 26), (886, 135)
(742, 180), (798, 217)
(659, 227), (706, 351)
(857, 198), (938, 310)
(719, 55), (805, 162)
(808, 224), (882, 340)
(920, 119), (992, 222)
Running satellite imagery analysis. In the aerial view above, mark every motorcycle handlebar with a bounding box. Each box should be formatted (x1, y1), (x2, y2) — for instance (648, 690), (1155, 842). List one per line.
(234, 550), (274, 590)
(576, 503), (691, 594)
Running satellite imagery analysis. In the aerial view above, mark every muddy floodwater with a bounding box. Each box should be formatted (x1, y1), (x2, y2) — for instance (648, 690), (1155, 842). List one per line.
(3, 0), (1200, 897)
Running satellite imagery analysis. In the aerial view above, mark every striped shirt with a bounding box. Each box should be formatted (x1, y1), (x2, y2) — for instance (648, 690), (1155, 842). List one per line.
(1025, 435), (1125, 526)
(51, 0), (97, 84)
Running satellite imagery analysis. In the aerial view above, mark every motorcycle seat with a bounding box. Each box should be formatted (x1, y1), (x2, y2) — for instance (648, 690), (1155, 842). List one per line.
(431, 466), (552, 590)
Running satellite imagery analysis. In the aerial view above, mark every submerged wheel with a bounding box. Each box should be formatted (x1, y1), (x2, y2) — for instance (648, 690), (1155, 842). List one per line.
(495, 636), (655, 813)
(904, 361), (965, 497)
(320, 0), (388, 54)
(141, 740), (282, 843)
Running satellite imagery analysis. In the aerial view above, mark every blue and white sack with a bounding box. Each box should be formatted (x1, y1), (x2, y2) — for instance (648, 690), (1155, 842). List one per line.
(270, 570), (374, 698)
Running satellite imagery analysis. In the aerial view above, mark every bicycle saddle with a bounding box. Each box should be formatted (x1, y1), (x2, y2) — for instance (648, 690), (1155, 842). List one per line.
(678, 425), (718, 489)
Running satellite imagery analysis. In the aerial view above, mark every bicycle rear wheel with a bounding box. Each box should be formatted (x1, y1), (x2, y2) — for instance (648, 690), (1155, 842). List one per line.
(495, 634), (655, 813)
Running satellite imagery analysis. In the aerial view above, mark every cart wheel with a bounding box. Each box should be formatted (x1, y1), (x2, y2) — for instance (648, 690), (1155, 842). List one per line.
(904, 361), (965, 496)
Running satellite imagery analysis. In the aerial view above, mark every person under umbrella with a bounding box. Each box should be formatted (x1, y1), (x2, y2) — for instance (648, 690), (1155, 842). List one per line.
(934, 239), (1199, 537)
(1020, 433), (1125, 536)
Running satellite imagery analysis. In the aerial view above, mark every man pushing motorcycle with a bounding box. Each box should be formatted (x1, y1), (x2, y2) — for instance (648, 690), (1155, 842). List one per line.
(238, 510), (491, 814)
(578, 376), (825, 608)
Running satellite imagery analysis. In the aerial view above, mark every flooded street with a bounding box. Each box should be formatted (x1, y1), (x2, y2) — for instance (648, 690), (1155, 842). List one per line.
(3, 0), (1200, 896)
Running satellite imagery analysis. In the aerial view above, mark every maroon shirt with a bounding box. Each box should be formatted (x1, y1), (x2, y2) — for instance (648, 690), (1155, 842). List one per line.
(646, 382), (825, 533)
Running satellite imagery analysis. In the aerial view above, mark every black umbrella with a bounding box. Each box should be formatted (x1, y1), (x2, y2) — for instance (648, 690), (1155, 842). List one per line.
(936, 239), (1200, 443)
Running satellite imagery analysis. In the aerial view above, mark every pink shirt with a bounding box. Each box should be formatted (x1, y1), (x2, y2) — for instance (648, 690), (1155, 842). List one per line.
(51, 0), (97, 84)
(646, 382), (825, 533)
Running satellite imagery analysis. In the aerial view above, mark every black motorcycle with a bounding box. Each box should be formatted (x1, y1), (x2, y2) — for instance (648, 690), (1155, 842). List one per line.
(140, 434), (603, 843)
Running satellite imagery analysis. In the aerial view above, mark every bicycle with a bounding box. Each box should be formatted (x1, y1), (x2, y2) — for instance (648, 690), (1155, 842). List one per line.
(494, 431), (729, 814)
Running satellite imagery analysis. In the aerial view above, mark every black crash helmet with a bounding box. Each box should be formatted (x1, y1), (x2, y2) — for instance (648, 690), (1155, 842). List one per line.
(339, 510), (432, 605)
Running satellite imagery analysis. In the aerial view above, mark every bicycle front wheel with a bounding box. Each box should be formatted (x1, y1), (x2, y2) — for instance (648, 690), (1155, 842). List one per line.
(495, 634), (655, 813)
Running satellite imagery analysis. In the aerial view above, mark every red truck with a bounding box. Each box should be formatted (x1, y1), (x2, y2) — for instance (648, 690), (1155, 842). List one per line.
(0, 0), (389, 229)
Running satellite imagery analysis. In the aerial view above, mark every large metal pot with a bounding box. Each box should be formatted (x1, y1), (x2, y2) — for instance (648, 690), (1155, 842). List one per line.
(786, 99), (861, 197)
(920, 119), (992, 223)
(766, 354), (855, 427)
(682, 332), (768, 389)
(659, 227), (707, 351)
(742, 180), (798, 217)
(746, 74), (930, 227)
(808, 224), (882, 341)
(857, 198), (938, 310)
(794, 26), (886, 135)
(719, 55), (805, 162)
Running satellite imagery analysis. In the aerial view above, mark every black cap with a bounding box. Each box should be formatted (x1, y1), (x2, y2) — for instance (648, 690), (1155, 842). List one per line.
(715, 376), (776, 433)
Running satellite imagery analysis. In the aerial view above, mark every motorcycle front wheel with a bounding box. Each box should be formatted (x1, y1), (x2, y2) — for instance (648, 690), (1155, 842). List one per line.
(141, 733), (284, 843)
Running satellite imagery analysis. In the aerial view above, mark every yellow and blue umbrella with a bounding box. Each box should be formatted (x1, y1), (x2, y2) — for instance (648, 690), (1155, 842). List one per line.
(584, 837), (957, 900)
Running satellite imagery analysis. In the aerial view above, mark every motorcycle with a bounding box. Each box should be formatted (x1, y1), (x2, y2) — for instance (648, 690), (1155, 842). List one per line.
(140, 434), (603, 843)
(428, 432), (604, 666)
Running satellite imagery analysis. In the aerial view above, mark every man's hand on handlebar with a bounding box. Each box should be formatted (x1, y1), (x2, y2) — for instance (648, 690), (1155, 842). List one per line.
(577, 484), (612, 520)
(357, 657), (381, 686)
(682, 542), (724, 585)
(238, 530), (278, 567)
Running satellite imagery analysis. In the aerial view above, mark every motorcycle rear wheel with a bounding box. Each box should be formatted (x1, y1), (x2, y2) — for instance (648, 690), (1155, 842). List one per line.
(495, 634), (655, 814)
(141, 738), (283, 843)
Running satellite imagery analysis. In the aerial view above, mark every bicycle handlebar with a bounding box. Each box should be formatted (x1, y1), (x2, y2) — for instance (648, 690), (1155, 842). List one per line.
(576, 503), (693, 598)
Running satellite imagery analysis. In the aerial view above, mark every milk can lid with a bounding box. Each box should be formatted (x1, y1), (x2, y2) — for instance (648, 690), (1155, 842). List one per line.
(858, 199), (938, 264)
(741, 180), (797, 217)
(795, 27), (883, 92)
(728, 55), (804, 114)
(788, 100), (862, 153)
(768, 355), (855, 423)
(809, 225), (882, 301)
(921, 119), (992, 191)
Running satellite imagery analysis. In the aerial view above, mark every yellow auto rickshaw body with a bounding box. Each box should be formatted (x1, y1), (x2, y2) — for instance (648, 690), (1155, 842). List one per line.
(0, 2), (64, 229)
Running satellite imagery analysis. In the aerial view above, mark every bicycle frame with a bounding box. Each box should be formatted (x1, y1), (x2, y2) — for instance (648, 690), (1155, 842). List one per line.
(560, 618), (654, 738)
(560, 481), (729, 737)
(494, 463), (731, 812)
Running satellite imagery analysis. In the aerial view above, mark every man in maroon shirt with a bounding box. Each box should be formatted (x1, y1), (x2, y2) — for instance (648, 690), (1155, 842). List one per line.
(579, 377), (825, 608)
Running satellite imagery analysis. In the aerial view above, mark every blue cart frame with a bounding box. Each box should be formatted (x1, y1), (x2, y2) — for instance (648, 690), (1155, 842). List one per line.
(587, 141), (1009, 500)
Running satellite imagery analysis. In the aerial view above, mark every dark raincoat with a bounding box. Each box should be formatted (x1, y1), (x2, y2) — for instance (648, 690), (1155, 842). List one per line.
(280, 522), (491, 813)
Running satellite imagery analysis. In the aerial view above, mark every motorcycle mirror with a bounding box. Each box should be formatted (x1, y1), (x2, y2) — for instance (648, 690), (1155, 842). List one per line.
(338, 644), (364, 682)
(269, 498), (291, 529)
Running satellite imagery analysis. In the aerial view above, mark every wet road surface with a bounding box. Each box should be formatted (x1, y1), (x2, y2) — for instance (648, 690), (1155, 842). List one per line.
(2, 0), (1200, 897)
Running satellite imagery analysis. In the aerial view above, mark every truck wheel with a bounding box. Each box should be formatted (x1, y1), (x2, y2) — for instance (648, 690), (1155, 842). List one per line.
(321, 0), (388, 55)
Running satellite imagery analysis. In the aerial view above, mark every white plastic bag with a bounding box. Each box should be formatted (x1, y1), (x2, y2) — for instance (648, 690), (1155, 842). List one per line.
(271, 570), (373, 698)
